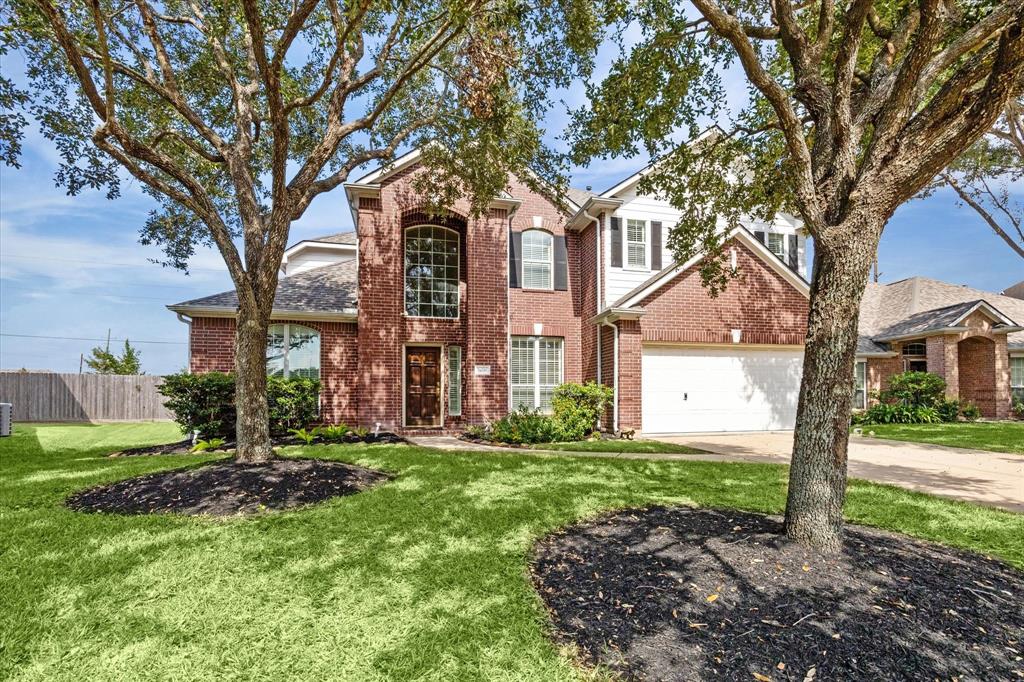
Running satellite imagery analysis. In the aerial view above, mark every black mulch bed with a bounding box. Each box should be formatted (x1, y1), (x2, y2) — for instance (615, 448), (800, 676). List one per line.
(67, 458), (392, 516)
(531, 507), (1023, 682)
(109, 432), (405, 457)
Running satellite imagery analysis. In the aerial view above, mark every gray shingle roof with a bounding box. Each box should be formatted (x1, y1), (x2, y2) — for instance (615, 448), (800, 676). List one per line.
(170, 260), (357, 314)
(859, 277), (1024, 351)
(566, 187), (595, 208)
(307, 232), (357, 245)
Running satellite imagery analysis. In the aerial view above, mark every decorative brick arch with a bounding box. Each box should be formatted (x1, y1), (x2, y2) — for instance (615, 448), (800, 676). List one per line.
(958, 336), (997, 417)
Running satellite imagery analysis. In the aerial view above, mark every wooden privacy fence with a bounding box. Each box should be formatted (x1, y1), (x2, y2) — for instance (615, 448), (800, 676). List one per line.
(0, 373), (171, 422)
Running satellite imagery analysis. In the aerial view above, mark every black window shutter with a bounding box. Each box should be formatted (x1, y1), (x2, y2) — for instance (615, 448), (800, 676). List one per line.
(554, 236), (568, 290)
(651, 221), (663, 271)
(610, 217), (622, 267)
(787, 234), (798, 270)
(509, 230), (522, 288)
(754, 230), (766, 244)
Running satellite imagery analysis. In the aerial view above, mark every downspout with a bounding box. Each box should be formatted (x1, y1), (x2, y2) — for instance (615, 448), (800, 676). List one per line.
(602, 321), (619, 433)
(175, 312), (193, 373)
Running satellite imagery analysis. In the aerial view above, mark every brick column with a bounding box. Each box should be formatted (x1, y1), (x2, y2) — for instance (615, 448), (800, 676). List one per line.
(464, 210), (509, 423)
(994, 336), (1011, 419)
(926, 335), (959, 398)
(616, 319), (642, 432)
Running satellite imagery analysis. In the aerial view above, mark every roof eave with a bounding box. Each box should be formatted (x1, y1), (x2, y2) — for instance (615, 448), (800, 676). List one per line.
(591, 307), (646, 324)
(565, 197), (624, 230)
(168, 304), (359, 322)
(873, 326), (970, 342)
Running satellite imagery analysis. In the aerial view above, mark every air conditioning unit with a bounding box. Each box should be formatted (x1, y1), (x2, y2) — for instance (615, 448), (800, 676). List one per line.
(0, 403), (11, 437)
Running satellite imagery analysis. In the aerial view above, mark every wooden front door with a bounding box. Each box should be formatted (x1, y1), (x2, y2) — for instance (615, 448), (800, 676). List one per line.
(405, 347), (441, 426)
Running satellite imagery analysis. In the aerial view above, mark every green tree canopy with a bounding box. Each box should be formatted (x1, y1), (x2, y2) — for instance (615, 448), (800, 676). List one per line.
(84, 339), (143, 375)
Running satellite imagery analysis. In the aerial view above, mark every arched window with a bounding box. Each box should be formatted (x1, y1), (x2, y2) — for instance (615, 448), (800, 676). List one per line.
(405, 225), (459, 318)
(521, 230), (553, 289)
(267, 323), (320, 379)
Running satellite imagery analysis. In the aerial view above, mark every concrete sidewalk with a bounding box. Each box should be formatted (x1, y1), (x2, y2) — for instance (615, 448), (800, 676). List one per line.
(655, 431), (1024, 513)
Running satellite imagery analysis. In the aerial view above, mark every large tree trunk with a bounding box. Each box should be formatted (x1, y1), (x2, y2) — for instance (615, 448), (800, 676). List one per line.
(234, 303), (273, 463)
(784, 217), (883, 551)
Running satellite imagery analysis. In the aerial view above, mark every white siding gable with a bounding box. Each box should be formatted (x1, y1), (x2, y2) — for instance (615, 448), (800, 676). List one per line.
(602, 184), (807, 307)
(282, 244), (357, 276)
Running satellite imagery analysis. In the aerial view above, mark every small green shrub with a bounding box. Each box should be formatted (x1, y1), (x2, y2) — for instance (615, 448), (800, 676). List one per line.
(551, 381), (613, 441)
(1012, 398), (1024, 419)
(936, 398), (961, 423)
(489, 406), (558, 445)
(352, 426), (370, 439)
(160, 372), (320, 438)
(884, 371), (948, 408)
(288, 427), (317, 445)
(267, 376), (321, 435)
(191, 437), (226, 453)
(159, 372), (236, 438)
(960, 402), (982, 421)
(314, 424), (349, 442)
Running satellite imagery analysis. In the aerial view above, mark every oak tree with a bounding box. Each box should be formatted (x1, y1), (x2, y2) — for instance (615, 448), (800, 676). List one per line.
(4, 0), (596, 461)
(573, 0), (1024, 549)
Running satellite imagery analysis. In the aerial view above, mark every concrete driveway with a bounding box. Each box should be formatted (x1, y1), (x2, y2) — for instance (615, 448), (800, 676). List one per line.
(654, 431), (1024, 513)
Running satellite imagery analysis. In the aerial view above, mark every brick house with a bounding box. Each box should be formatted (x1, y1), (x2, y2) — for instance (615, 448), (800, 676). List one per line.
(168, 148), (1022, 434)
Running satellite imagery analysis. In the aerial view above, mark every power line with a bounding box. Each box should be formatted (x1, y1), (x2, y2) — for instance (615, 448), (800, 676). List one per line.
(2, 276), (202, 291)
(1, 333), (186, 345)
(2, 283), (175, 302)
(0, 253), (228, 273)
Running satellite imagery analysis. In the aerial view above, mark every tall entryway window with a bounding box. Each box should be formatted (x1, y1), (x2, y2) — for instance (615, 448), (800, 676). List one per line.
(405, 225), (459, 318)
(510, 336), (563, 413)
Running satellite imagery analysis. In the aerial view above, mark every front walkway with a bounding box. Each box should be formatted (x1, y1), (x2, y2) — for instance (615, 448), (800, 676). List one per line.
(407, 434), (1024, 513)
(655, 431), (1024, 513)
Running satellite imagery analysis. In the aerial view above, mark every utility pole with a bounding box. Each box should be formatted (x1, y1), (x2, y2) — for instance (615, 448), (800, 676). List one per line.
(79, 353), (83, 374)
(872, 257), (881, 283)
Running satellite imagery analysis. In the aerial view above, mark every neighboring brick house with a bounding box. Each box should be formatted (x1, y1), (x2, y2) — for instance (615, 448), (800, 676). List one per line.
(854, 278), (1024, 419)
(167, 148), (1019, 434)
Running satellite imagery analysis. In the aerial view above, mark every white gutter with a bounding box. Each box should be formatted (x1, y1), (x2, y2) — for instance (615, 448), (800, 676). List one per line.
(175, 312), (193, 372)
(602, 321), (619, 433)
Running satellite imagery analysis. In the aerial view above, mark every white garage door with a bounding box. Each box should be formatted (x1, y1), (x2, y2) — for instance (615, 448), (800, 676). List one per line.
(641, 345), (804, 434)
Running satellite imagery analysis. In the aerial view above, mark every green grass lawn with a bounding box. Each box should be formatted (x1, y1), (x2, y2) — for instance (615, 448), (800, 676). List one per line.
(534, 439), (706, 455)
(2, 422), (1022, 681)
(863, 422), (1024, 454)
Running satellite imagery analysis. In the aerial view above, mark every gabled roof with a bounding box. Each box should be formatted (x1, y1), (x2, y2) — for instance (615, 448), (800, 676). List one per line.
(1003, 280), (1024, 300)
(307, 232), (357, 245)
(168, 260), (358, 321)
(596, 127), (724, 199)
(609, 226), (810, 311)
(859, 277), (1024, 352)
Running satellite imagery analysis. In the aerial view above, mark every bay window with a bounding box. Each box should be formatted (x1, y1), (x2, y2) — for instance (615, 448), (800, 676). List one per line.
(510, 336), (563, 412)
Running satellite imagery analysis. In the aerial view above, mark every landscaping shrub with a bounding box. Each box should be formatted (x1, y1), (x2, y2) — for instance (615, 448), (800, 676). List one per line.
(551, 382), (614, 441)
(960, 402), (981, 421)
(159, 372), (236, 438)
(1013, 398), (1024, 419)
(266, 376), (321, 435)
(861, 371), (967, 424)
(160, 372), (320, 438)
(489, 406), (558, 445)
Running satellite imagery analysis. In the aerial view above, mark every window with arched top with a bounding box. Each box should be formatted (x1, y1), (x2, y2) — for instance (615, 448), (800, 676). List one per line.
(521, 229), (553, 289)
(266, 323), (320, 379)
(405, 225), (459, 318)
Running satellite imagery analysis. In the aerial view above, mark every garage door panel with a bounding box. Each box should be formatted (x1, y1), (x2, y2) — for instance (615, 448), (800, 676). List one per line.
(641, 346), (804, 434)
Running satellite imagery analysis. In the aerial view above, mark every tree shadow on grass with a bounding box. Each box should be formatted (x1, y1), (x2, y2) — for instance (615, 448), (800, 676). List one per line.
(531, 507), (1024, 681)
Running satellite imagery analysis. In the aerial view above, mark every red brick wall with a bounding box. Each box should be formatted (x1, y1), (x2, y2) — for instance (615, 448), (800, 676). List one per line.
(188, 316), (360, 424)
(508, 175), (582, 389)
(959, 336), (998, 417)
(578, 219), (599, 385)
(637, 239), (809, 345)
(616, 319), (642, 431)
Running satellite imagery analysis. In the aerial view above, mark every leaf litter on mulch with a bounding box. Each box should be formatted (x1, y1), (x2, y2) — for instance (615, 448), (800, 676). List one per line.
(67, 458), (391, 516)
(531, 507), (1023, 682)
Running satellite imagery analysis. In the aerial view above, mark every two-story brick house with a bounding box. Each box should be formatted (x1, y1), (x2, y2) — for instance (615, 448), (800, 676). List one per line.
(169, 147), (1021, 434)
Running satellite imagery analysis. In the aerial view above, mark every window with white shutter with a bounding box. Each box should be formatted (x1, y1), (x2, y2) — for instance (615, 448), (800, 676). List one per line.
(521, 230), (553, 289)
(509, 336), (563, 412)
(626, 219), (647, 268)
(448, 346), (462, 416)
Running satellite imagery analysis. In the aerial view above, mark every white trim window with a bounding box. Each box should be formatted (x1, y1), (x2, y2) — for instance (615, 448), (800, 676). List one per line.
(767, 232), (786, 259)
(626, 219), (647, 268)
(854, 360), (867, 410)
(448, 346), (462, 416)
(1011, 356), (1024, 404)
(521, 230), (553, 289)
(510, 336), (563, 412)
(405, 225), (459, 318)
(267, 323), (320, 379)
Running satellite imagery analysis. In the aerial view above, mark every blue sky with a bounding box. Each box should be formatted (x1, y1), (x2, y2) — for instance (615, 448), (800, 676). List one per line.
(1, 46), (1021, 375)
